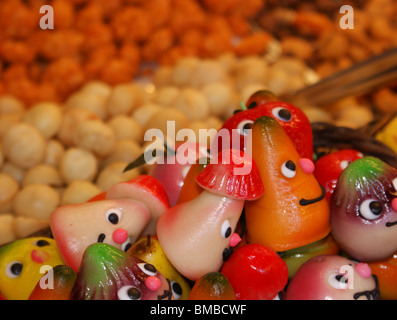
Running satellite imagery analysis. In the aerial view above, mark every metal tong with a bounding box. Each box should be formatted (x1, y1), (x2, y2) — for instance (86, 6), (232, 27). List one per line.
(280, 47), (397, 107)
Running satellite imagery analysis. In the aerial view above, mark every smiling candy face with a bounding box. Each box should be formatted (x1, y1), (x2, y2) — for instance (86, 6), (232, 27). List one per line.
(330, 157), (397, 261)
(50, 199), (151, 272)
(244, 116), (330, 252)
(285, 255), (379, 300)
(0, 237), (64, 300)
(71, 243), (173, 300)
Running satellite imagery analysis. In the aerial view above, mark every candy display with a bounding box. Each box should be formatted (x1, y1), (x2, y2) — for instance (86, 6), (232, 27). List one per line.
(1, 0), (397, 302)
(157, 148), (264, 281)
(244, 116), (330, 252)
(0, 237), (64, 300)
(285, 255), (379, 300)
(330, 156), (397, 262)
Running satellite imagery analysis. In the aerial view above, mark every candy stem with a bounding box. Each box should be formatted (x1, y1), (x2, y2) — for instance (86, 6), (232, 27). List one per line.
(239, 101), (247, 110)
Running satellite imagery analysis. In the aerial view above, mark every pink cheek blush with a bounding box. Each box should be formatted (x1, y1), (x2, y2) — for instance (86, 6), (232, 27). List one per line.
(112, 228), (128, 244)
(229, 233), (241, 248)
(392, 198), (397, 212)
(355, 263), (372, 279)
(299, 158), (315, 175)
(145, 276), (162, 292)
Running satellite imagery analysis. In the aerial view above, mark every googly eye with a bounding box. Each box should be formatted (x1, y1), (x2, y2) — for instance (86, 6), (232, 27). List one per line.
(272, 107), (292, 122)
(105, 209), (122, 225)
(237, 120), (254, 136)
(5, 261), (23, 279)
(281, 160), (296, 178)
(138, 263), (157, 276)
(328, 273), (349, 290)
(359, 199), (383, 220)
(117, 286), (142, 300)
(121, 238), (132, 252)
(221, 220), (232, 238)
(35, 239), (50, 247)
(171, 281), (183, 300)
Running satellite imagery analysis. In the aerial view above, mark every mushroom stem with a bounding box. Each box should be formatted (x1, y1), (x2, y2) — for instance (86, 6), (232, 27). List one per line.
(156, 189), (245, 281)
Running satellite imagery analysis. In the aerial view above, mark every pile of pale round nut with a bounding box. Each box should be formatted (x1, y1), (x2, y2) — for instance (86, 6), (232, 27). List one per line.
(0, 51), (377, 245)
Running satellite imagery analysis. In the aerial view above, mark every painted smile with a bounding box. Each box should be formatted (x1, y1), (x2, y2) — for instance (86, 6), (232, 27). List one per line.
(157, 278), (173, 300)
(97, 233), (106, 242)
(299, 185), (326, 206)
(353, 275), (380, 300)
(386, 220), (397, 227)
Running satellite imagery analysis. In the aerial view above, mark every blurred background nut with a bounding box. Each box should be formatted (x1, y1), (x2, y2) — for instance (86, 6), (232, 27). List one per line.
(173, 87), (210, 121)
(0, 162), (25, 185)
(43, 139), (65, 168)
(60, 180), (102, 205)
(95, 161), (140, 192)
(80, 80), (112, 100)
(202, 82), (233, 117)
(106, 83), (145, 117)
(107, 115), (143, 142)
(72, 119), (116, 158)
(22, 102), (63, 139)
(131, 103), (162, 128)
(0, 214), (16, 245)
(12, 184), (61, 221)
(0, 173), (19, 211)
(0, 95), (25, 115)
(65, 90), (107, 120)
(22, 164), (63, 188)
(2, 122), (47, 169)
(153, 86), (180, 108)
(59, 147), (98, 183)
(100, 139), (143, 169)
(13, 216), (50, 239)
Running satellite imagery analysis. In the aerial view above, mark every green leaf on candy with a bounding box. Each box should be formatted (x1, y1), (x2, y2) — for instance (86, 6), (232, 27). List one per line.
(123, 140), (176, 173)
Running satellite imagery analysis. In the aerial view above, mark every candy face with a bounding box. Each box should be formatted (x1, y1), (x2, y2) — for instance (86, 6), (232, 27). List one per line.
(285, 255), (379, 300)
(214, 91), (313, 159)
(0, 237), (64, 300)
(128, 235), (191, 300)
(157, 192), (245, 281)
(105, 175), (170, 236)
(244, 116), (330, 252)
(71, 243), (173, 300)
(50, 199), (151, 272)
(330, 156), (397, 261)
